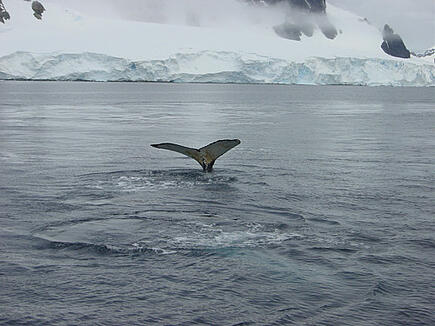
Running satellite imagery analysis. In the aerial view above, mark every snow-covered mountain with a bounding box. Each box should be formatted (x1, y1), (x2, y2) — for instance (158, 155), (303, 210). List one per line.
(0, 0), (433, 86)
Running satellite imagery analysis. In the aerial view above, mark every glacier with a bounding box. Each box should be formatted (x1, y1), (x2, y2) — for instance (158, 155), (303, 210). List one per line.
(0, 51), (434, 86)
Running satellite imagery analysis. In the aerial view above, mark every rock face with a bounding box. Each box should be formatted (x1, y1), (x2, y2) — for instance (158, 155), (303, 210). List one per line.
(411, 47), (435, 58)
(381, 24), (410, 59)
(273, 22), (303, 41)
(252, 0), (326, 13)
(0, 0), (10, 24)
(32, 1), (45, 20)
(289, 0), (326, 13)
(1, 0), (46, 22)
(249, 0), (337, 40)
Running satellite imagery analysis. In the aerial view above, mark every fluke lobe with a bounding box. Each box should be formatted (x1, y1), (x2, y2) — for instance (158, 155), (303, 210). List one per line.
(151, 139), (241, 172)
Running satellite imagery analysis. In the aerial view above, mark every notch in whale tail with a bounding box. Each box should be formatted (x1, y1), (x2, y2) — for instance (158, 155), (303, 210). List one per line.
(151, 139), (241, 172)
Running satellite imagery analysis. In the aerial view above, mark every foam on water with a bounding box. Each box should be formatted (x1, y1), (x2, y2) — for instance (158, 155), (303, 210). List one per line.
(33, 217), (301, 255)
(82, 169), (239, 192)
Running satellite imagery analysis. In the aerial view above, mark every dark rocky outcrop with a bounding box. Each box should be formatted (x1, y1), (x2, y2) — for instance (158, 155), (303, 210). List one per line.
(248, 0), (336, 40)
(307, 0), (327, 13)
(32, 1), (45, 20)
(411, 48), (435, 58)
(0, 0), (46, 22)
(0, 0), (10, 24)
(315, 14), (337, 39)
(381, 24), (410, 59)
(273, 22), (303, 41)
(252, 0), (326, 13)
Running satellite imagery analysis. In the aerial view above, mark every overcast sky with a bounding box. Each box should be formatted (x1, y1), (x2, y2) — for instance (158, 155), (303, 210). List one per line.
(49, 0), (435, 50)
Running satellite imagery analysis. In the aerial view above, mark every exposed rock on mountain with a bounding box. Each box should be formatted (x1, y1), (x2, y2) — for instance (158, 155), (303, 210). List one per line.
(0, 0), (10, 23)
(32, 1), (45, 20)
(411, 47), (435, 58)
(251, 0), (326, 13)
(381, 24), (410, 59)
(1, 0), (47, 22)
(315, 14), (337, 39)
(249, 0), (337, 40)
(273, 22), (303, 40)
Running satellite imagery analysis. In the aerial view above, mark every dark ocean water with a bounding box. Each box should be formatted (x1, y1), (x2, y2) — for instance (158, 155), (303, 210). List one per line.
(0, 81), (434, 325)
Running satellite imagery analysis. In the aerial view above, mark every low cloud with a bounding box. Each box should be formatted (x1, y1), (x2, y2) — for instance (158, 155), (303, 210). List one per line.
(48, 0), (287, 28)
(46, 0), (434, 50)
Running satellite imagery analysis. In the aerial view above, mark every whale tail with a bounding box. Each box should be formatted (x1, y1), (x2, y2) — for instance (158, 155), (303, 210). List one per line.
(151, 139), (241, 172)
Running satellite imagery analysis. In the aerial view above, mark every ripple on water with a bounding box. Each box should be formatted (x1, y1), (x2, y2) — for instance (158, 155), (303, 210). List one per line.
(80, 169), (239, 192)
(33, 217), (302, 256)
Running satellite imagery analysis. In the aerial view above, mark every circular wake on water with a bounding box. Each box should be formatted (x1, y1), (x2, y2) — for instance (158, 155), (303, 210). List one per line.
(33, 217), (303, 256)
(30, 168), (306, 255)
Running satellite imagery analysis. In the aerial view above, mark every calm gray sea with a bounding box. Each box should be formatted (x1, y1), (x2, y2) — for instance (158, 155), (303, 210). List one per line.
(0, 81), (434, 325)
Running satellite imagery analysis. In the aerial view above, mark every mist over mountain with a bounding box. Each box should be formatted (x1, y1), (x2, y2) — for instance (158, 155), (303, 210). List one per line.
(247, 0), (337, 41)
(329, 0), (435, 50)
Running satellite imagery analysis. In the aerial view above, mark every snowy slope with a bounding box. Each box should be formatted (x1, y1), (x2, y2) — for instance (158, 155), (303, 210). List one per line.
(0, 0), (433, 85)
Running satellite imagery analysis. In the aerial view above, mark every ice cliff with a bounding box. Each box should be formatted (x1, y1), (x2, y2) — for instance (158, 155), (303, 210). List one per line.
(1, 51), (433, 86)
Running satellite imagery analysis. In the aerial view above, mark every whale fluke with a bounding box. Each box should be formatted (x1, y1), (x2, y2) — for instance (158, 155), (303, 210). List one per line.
(151, 139), (241, 172)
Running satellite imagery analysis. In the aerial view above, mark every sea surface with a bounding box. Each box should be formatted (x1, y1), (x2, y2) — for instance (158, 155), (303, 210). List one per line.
(0, 81), (434, 325)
